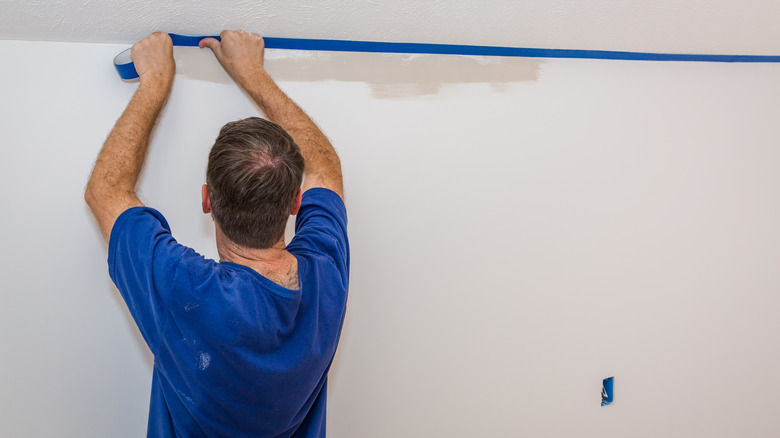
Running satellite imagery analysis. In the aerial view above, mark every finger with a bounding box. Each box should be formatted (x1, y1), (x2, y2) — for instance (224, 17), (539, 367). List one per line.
(155, 32), (173, 48)
(199, 37), (223, 58)
(130, 41), (144, 60)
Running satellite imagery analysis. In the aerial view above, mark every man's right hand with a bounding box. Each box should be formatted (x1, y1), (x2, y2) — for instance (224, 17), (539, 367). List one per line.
(199, 30), (266, 89)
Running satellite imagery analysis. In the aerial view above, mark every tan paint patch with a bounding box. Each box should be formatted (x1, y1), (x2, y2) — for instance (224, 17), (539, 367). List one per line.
(266, 51), (542, 98)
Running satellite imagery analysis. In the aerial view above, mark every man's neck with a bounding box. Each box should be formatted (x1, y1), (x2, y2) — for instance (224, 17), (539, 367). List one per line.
(215, 227), (299, 289)
(217, 235), (288, 264)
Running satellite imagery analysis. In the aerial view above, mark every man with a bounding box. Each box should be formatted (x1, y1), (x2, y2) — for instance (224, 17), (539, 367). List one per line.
(85, 30), (348, 437)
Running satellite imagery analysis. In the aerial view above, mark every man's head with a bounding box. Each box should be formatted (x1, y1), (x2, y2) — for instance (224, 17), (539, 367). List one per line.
(204, 117), (304, 249)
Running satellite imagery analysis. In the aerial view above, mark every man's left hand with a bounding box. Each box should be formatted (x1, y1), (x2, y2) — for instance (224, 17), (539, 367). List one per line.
(132, 32), (175, 88)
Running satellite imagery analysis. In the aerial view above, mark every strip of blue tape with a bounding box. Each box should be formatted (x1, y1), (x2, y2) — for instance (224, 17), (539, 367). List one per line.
(114, 33), (780, 80)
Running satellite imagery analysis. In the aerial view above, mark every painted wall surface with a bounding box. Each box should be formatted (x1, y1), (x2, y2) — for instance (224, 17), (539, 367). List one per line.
(2, 39), (780, 437)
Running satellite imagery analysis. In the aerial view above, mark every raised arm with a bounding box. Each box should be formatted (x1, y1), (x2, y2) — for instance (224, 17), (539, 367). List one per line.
(200, 30), (344, 199)
(85, 32), (175, 240)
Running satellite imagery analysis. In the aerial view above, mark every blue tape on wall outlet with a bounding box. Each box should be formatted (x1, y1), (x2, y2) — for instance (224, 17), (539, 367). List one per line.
(114, 33), (780, 80)
(602, 377), (614, 406)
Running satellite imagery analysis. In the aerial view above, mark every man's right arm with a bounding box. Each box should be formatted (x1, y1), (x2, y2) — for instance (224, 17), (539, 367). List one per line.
(200, 30), (344, 200)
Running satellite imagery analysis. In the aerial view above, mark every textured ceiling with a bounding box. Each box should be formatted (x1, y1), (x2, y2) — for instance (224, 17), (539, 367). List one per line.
(2, 0), (780, 56)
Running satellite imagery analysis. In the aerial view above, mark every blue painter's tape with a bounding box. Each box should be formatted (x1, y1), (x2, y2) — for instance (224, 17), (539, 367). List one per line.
(263, 38), (780, 63)
(168, 33), (220, 47)
(602, 376), (614, 406)
(115, 34), (780, 80)
(113, 60), (140, 81)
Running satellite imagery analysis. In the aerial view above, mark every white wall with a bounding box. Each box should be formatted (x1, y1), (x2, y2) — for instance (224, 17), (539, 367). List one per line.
(2, 39), (780, 437)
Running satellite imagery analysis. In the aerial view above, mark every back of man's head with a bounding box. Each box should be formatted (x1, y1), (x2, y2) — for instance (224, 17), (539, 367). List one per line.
(206, 117), (305, 249)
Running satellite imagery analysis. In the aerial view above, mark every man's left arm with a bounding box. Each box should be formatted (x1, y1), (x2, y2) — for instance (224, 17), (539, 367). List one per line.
(85, 32), (175, 240)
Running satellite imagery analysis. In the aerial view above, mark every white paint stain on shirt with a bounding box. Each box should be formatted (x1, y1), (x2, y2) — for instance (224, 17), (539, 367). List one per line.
(198, 352), (211, 370)
(177, 389), (196, 407)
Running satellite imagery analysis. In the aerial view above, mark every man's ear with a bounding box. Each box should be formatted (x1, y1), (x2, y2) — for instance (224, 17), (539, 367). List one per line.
(202, 184), (212, 214)
(291, 188), (303, 215)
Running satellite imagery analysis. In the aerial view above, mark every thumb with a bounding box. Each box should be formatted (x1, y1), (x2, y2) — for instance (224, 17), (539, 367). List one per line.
(199, 37), (222, 58)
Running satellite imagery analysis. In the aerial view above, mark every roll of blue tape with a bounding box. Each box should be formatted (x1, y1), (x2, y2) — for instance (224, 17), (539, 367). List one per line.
(115, 33), (780, 80)
(113, 33), (220, 80)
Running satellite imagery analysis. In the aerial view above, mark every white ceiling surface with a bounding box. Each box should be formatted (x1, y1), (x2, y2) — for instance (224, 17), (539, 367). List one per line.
(2, 0), (780, 56)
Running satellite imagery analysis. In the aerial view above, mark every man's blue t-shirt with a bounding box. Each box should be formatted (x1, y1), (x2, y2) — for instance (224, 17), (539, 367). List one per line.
(108, 188), (349, 437)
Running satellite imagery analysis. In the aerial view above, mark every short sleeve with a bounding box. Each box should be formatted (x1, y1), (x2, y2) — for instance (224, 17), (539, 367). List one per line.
(108, 207), (189, 354)
(288, 188), (349, 279)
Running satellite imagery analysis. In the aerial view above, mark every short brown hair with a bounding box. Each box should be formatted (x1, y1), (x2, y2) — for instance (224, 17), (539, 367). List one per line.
(206, 117), (304, 249)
